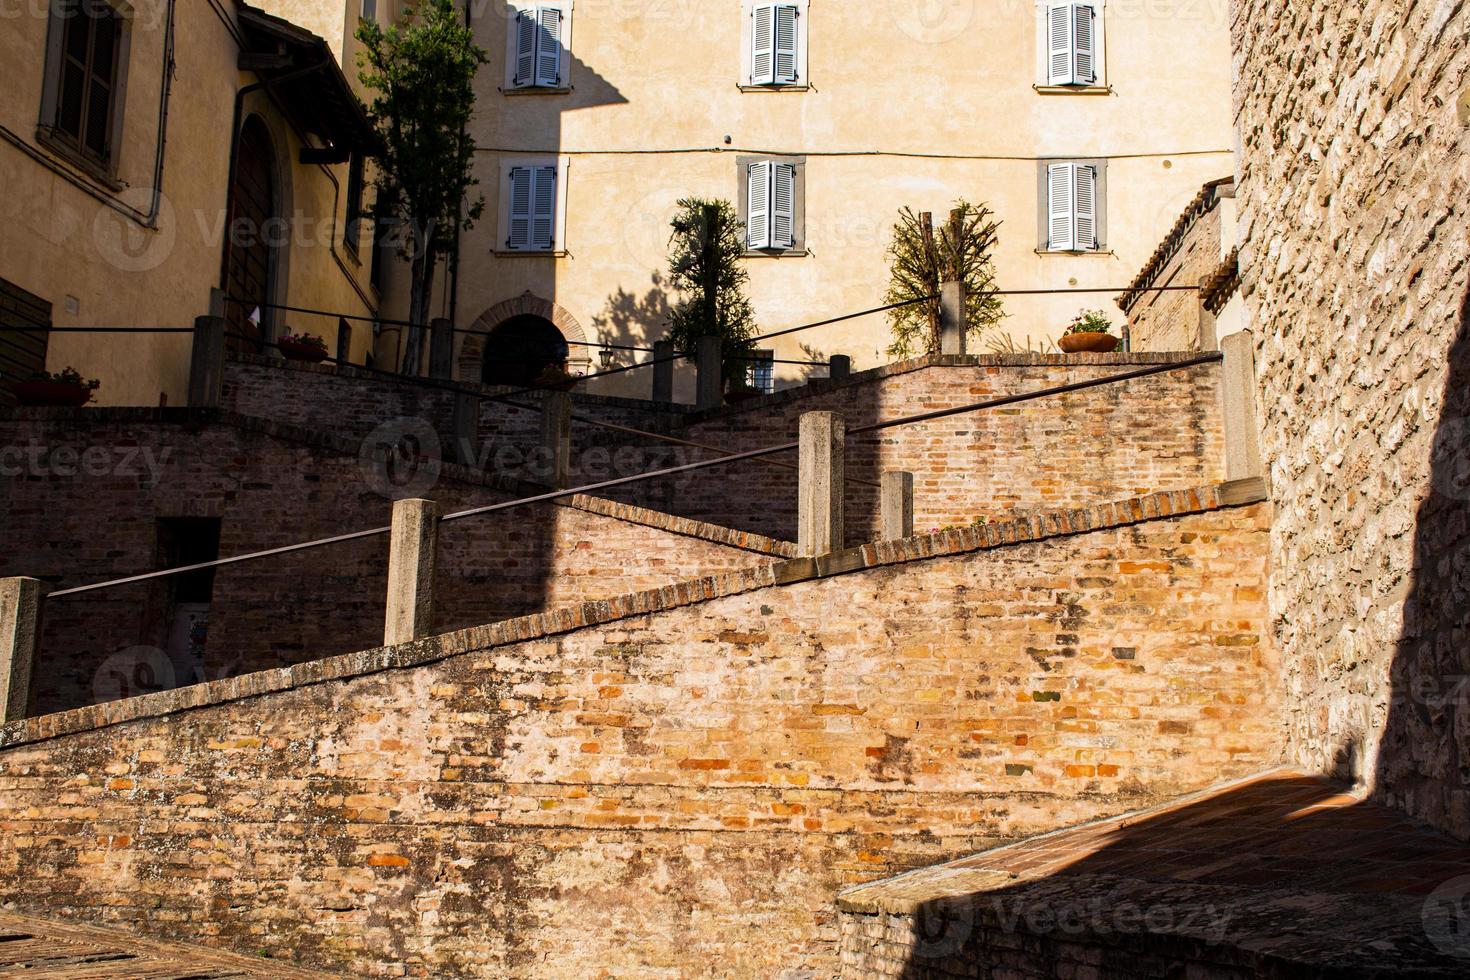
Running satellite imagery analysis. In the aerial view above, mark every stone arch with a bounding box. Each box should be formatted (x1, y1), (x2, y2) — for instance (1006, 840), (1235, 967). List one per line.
(459, 291), (590, 380)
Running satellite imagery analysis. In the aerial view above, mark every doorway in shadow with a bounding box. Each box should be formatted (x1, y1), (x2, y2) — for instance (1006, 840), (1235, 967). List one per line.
(480, 313), (570, 387)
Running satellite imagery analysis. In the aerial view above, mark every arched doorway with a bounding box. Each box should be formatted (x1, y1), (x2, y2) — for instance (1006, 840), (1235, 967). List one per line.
(481, 314), (570, 387)
(222, 115), (278, 352)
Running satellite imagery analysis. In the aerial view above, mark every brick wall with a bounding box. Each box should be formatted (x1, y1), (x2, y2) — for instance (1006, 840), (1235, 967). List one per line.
(1232, 0), (1470, 835)
(600, 353), (1227, 545)
(1122, 182), (1230, 353)
(0, 488), (1277, 977)
(0, 409), (781, 716)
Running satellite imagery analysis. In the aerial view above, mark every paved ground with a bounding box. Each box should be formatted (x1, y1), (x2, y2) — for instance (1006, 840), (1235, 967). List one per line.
(840, 770), (1470, 975)
(0, 909), (338, 978)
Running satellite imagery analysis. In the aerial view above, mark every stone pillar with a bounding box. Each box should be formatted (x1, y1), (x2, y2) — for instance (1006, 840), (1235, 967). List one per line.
(187, 315), (226, 408)
(652, 340), (675, 403)
(1221, 329), (1265, 482)
(880, 471), (914, 541)
(451, 392), (480, 466)
(384, 498), (439, 646)
(0, 577), (47, 724)
(540, 390), (573, 489)
(798, 411), (845, 557)
(829, 355), (851, 382)
(696, 335), (722, 411)
(1198, 296), (1220, 352)
(939, 280), (967, 356)
(429, 318), (454, 380)
(208, 286), (226, 318)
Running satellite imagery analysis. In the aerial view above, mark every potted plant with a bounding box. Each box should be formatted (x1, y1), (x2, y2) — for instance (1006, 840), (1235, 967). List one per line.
(534, 363), (577, 392)
(277, 330), (329, 363)
(1058, 309), (1122, 354)
(724, 381), (763, 405)
(13, 367), (100, 407)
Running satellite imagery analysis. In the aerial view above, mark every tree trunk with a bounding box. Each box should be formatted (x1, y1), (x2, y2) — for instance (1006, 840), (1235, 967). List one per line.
(403, 223), (436, 376)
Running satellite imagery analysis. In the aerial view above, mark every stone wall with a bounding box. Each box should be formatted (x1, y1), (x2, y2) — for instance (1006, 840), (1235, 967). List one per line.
(1121, 180), (1234, 353)
(600, 353), (1227, 545)
(0, 487), (1277, 977)
(0, 409), (782, 716)
(1232, 0), (1470, 835)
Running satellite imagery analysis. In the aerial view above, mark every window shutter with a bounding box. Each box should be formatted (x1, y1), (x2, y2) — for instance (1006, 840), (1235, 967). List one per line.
(773, 5), (799, 83)
(514, 10), (536, 87)
(84, 11), (118, 157)
(1072, 3), (1096, 84)
(1047, 3), (1073, 85)
(751, 5), (775, 85)
(1048, 163), (1076, 251)
(747, 161), (771, 249)
(531, 164), (557, 249)
(535, 7), (563, 87)
(507, 167), (532, 249)
(771, 163), (796, 249)
(1074, 164), (1098, 250)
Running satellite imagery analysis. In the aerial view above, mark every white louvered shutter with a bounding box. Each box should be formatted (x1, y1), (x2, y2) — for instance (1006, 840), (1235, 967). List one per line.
(1048, 163), (1076, 251)
(514, 10), (536, 87)
(747, 161), (771, 249)
(531, 165), (557, 249)
(752, 5), (775, 85)
(771, 164), (796, 248)
(508, 167), (532, 249)
(1072, 3), (1096, 84)
(1073, 164), (1097, 250)
(774, 5), (799, 83)
(1047, 3), (1073, 85)
(536, 7), (563, 87)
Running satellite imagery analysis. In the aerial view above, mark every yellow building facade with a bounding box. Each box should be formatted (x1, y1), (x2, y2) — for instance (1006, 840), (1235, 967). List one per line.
(0, 0), (382, 406)
(446, 0), (1237, 398)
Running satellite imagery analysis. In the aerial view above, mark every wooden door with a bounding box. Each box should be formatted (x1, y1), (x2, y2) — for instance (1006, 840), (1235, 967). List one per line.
(222, 116), (276, 352)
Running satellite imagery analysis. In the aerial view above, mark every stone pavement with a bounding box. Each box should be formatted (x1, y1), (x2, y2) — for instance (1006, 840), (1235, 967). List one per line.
(0, 909), (337, 978)
(837, 771), (1470, 976)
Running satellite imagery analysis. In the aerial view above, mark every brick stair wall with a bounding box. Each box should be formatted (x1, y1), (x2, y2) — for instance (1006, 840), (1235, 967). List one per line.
(0, 482), (1277, 978)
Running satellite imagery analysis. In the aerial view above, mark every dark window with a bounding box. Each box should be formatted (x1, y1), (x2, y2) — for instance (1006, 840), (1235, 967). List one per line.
(344, 153), (365, 258)
(157, 518), (221, 604)
(51, 0), (122, 163)
(336, 317), (352, 363)
(748, 350), (775, 393)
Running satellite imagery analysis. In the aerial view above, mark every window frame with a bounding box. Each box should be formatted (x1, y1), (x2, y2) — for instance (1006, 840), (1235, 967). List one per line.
(504, 0), (573, 94)
(748, 349), (775, 393)
(737, 154), (806, 257)
(739, 0), (810, 91)
(1037, 158), (1108, 253)
(343, 153), (366, 260)
(1034, 0), (1107, 93)
(37, 0), (133, 182)
(495, 156), (571, 255)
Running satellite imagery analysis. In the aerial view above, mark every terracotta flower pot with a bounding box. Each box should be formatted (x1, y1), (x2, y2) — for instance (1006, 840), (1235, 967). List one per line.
(13, 381), (94, 407)
(278, 338), (328, 362)
(1059, 331), (1119, 354)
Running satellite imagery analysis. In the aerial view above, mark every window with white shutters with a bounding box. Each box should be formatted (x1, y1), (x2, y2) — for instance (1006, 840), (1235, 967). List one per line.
(1042, 1), (1101, 87)
(745, 161), (798, 251)
(1045, 162), (1102, 251)
(745, 1), (805, 87)
(506, 165), (558, 250)
(510, 4), (567, 89)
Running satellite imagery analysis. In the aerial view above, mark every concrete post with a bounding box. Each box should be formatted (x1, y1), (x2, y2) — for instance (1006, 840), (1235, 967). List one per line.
(0, 577), (47, 724)
(696, 335), (722, 411)
(429, 318), (454, 380)
(540, 390), (573, 489)
(798, 411), (845, 557)
(451, 392), (479, 466)
(880, 471), (915, 541)
(1221, 329), (1265, 482)
(384, 499), (440, 646)
(939, 280), (967, 356)
(829, 355), (851, 382)
(187, 315), (227, 408)
(652, 340), (675, 403)
(208, 286), (226, 319)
